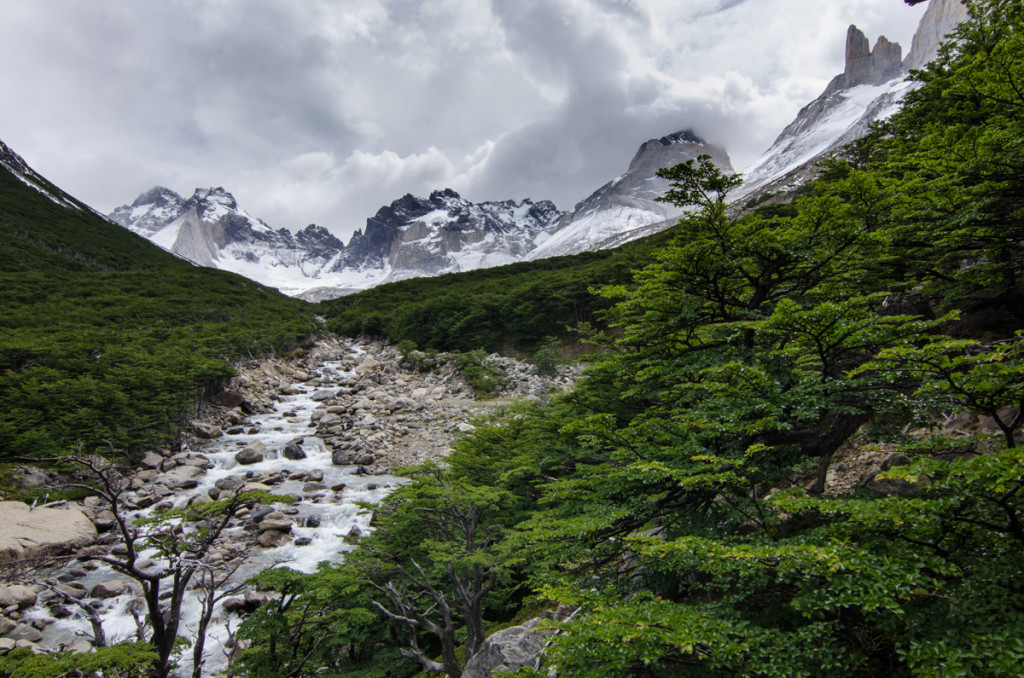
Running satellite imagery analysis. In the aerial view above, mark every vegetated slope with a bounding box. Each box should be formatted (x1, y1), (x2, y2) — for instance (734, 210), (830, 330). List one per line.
(233, 4), (1024, 677)
(0, 144), (316, 467)
(321, 226), (678, 355)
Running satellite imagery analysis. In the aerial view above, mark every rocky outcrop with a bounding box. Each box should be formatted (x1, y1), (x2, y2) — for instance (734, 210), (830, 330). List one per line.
(463, 617), (553, 677)
(825, 26), (904, 95)
(0, 502), (97, 563)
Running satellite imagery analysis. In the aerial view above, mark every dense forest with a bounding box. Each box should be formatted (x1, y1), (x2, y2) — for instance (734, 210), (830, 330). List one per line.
(0, 161), (316, 491)
(2, 1), (1023, 676)
(231, 3), (1024, 677)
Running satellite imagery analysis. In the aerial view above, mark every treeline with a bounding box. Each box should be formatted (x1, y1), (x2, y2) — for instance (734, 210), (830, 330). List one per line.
(217, 3), (1024, 677)
(321, 231), (676, 355)
(0, 166), (315, 473)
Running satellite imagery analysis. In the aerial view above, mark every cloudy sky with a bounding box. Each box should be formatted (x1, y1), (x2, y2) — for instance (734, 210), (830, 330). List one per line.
(1, 1), (926, 239)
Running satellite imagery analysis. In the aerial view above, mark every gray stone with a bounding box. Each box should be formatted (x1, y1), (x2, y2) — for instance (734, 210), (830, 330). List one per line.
(235, 442), (268, 465)
(0, 585), (37, 609)
(282, 441), (307, 460)
(5, 624), (43, 643)
(0, 637), (14, 654)
(462, 616), (553, 678)
(215, 476), (245, 492)
(310, 389), (335, 402)
(160, 465), (205, 490)
(257, 530), (292, 548)
(0, 502), (97, 563)
(258, 518), (293, 534)
(190, 421), (223, 439)
(141, 450), (164, 469)
(90, 579), (135, 599)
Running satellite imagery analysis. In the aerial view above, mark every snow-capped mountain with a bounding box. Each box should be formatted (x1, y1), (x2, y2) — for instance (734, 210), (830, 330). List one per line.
(110, 186), (563, 299)
(110, 187), (346, 294)
(1, 139), (89, 213)
(735, 1), (968, 202)
(529, 130), (733, 260)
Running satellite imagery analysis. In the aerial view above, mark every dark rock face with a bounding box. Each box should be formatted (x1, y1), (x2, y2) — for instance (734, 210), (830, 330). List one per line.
(825, 25), (905, 96)
(337, 188), (562, 276)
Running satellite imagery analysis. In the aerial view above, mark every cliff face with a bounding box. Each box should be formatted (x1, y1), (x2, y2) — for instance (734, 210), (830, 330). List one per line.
(904, 0), (971, 70)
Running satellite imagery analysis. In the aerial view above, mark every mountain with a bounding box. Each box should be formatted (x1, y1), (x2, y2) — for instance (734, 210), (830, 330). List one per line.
(111, 185), (563, 299)
(527, 130), (733, 260)
(734, 0), (968, 202)
(111, 130), (728, 298)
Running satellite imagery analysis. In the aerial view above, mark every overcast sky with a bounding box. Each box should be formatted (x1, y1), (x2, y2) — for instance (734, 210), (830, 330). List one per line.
(1, 1), (926, 239)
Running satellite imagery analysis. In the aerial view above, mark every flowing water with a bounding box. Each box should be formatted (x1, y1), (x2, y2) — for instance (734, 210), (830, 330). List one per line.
(31, 355), (402, 676)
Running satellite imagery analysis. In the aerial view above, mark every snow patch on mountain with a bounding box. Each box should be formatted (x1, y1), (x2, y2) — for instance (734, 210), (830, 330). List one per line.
(529, 130), (733, 260)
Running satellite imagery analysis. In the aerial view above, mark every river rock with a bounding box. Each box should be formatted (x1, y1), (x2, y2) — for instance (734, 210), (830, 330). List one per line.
(140, 450), (164, 469)
(215, 476), (245, 492)
(0, 585), (37, 609)
(258, 518), (293, 534)
(257, 530), (292, 548)
(0, 638), (13, 654)
(191, 421), (223, 439)
(90, 579), (135, 599)
(282, 441), (307, 460)
(0, 501), (97, 563)
(5, 624), (42, 643)
(161, 465), (205, 490)
(310, 389), (335, 402)
(235, 442), (268, 465)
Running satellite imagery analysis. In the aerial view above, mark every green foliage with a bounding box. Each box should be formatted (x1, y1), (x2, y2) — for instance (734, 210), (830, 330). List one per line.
(0, 643), (158, 678)
(321, 229), (677, 355)
(237, 565), (407, 678)
(452, 350), (503, 398)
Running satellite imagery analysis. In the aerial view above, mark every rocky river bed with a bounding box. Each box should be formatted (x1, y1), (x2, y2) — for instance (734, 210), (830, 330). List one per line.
(0, 336), (577, 674)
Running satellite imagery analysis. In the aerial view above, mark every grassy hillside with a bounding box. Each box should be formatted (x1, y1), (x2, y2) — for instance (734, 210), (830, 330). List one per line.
(0, 155), (316, 467)
(321, 228), (678, 355)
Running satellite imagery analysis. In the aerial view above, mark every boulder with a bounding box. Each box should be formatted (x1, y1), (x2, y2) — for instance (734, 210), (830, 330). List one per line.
(0, 501), (97, 563)
(190, 421), (223, 439)
(0, 638), (14, 654)
(140, 450), (164, 469)
(235, 442), (268, 465)
(0, 585), (37, 609)
(311, 389), (335, 402)
(257, 530), (292, 548)
(160, 465), (205, 490)
(462, 616), (553, 678)
(282, 441), (307, 460)
(90, 579), (135, 599)
(5, 624), (42, 643)
(258, 518), (293, 534)
(215, 476), (245, 492)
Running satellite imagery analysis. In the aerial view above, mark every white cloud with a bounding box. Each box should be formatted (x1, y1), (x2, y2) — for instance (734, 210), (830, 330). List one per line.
(0, 0), (928, 240)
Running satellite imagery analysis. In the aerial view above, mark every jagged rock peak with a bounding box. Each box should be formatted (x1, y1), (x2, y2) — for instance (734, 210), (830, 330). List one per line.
(841, 25), (904, 89)
(189, 187), (238, 209)
(0, 139), (30, 175)
(132, 186), (183, 207)
(658, 129), (706, 146)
